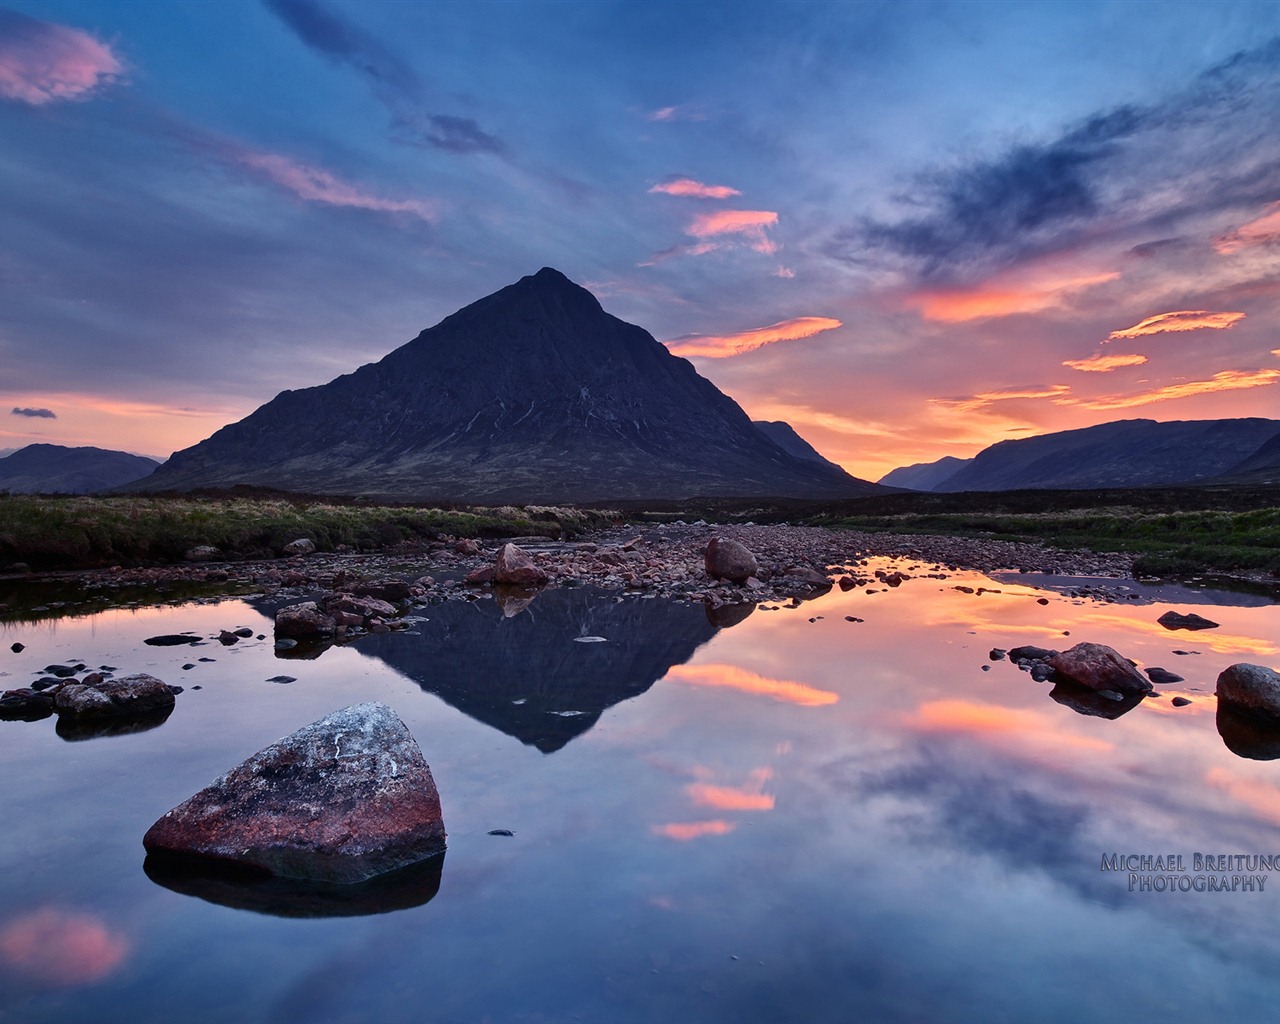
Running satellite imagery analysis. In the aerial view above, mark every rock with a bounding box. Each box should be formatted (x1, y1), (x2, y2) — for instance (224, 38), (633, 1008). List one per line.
(487, 829), (514, 837)
(218, 630), (240, 645)
(1171, 696), (1192, 707)
(1029, 663), (1054, 682)
(465, 565), (495, 584)
(323, 593), (397, 621)
(493, 544), (549, 587)
(1157, 611), (1220, 631)
(454, 538), (481, 555)
(144, 634), (202, 647)
(1047, 643), (1152, 695)
(142, 702), (447, 883)
(704, 537), (758, 584)
(9, 642), (23, 653)
(275, 602), (337, 639)
(266, 675), (297, 684)
(1008, 645), (1058, 664)
(1216, 664), (1280, 719)
(989, 649), (1007, 661)
(283, 538), (316, 556)
(0, 688), (55, 721)
(184, 546), (221, 562)
(351, 579), (413, 603)
(54, 673), (176, 719)
(233, 627), (254, 638)
(1145, 667), (1184, 685)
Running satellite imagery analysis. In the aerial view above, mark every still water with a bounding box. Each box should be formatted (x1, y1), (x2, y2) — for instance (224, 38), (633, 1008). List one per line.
(1, 559), (1279, 1023)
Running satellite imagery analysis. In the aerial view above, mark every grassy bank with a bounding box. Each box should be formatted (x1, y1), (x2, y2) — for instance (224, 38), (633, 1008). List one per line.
(0, 494), (617, 570)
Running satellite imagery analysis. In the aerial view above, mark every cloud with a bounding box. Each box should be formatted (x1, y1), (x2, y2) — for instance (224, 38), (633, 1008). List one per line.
(906, 700), (1112, 754)
(933, 384), (1072, 415)
(1079, 368), (1280, 409)
(665, 316), (842, 358)
(1205, 767), (1280, 827)
(1106, 309), (1246, 341)
(1062, 353), (1149, 373)
(686, 768), (775, 812)
(649, 178), (742, 199)
(11, 406), (56, 418)
(0, 9), (123, 106)
(663, 663), (838, 706)
(909, 270), (1119, 323)
(0, 907), (130, 985)
(687, 209), (779, 254)
(263, 0), (504, 155)
(652, 820), (735, 841)
(236, 150), (438, 220)
(1215, 201), (1280, 254)
(774, 266), (795, 278)
(829, 39), (1280, 287)
(644, 105), (704, 123)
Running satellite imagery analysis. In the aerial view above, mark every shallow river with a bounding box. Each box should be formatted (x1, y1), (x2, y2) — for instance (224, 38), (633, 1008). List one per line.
(1, 559), (1279, 1023)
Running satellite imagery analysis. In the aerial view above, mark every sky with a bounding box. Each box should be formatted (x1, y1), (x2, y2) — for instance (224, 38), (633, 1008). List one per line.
(1, 0), (1279, 481)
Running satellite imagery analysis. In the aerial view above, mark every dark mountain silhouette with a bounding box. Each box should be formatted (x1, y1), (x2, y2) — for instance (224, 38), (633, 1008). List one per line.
(752, 420), (844, 470)
(1210, 432), (1280, 485)
(131, 269), (879, 503)
(0, 444), (159, 494)
(878, 455), (974, 490)
(880, 418), (1280, 492)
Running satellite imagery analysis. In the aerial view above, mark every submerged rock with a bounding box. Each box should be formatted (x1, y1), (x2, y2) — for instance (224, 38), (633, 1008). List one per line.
(1216, 663), (1280, 719)
(1157, 610), (1220, 631)
(1047, 642), (1151, 696)
(54, 673), (176, 720)
(142, 702), (446, 883)
(704, 537), (758, 584)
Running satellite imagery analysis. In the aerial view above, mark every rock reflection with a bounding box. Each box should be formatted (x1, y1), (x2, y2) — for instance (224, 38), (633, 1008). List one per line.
(1216, 705), (1280, 760)
(1048, 681), (1145, 720)
(704, 602), (755, 629)
(56, 705), (174, 742)
(493, 585), (538, 618)
(144, 851), (444, 918)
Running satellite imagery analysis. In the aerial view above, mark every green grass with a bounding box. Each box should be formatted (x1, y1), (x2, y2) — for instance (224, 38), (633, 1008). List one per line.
(0, 495), (618, 569)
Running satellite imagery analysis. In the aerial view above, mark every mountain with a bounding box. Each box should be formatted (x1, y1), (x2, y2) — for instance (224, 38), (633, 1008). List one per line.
(132, 269), (880, 503)
(0, 444), (160, 494)
(878, 456), (974, 491)
(932, 418), (1280, 492)
(1210, 432), (1280, 485)
(752, 420), (844, 470)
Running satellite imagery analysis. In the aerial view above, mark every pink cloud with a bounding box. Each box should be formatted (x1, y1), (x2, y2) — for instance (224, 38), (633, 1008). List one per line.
(687, 209), (779, 254)
(652, 820), (736, 841)
(666, 315), (842, 359)
(0, 908), (130, 986)
(1062, 353), (1149, 373)
(1105, 310), (1245, 342)
(1214, 202), (1280, 254)
(0, 11), (123, 106)
(932, 384), (1072, 415)
(1079, 368), (1280, 410)
(236, 151), (438, 221)
(908, 270), (1119, 323)
(648, 178), (742, 199)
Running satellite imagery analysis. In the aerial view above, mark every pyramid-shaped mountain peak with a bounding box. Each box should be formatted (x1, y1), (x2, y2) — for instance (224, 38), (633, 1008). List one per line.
(135, 270), (879, 503)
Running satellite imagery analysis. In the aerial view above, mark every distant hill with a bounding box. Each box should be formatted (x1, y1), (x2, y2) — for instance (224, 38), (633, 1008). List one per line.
(1209, 432), (1280, 485)
(878, 456), (974, 490)
(131, 268), (881, 503)
(752, 421), (844, 470)
(929, 418), (1280, 492)
(0, 444), (160, 494)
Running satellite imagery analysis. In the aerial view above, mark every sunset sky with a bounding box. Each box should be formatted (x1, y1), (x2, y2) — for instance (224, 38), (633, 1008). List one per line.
(2, 1), (1279, 481)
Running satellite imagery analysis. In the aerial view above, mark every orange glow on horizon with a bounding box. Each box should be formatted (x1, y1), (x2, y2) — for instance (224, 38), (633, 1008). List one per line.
(666, 316), (842, 359)
(664, 663), (839, 706)
(1106, 310), (1245, 341)
(0, 908), (130, 985)
(653, 820), (736, 841)
(1062, 353), (1149, 373)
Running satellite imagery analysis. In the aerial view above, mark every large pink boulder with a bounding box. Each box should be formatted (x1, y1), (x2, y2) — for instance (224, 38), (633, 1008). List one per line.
(143, 702), (446, 883)
(275, 602), (336, 638)
(493, 543), (549, 586)
(1047, 642), (1152, 696)
(704, 537), (758, 584)
(1216, 664), (1280, 718)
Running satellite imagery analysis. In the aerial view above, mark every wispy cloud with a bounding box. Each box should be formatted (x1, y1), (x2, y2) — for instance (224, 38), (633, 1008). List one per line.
(1062, 353), (1149, 373)
(1106, 309), (1246, 341)
(1078, 368), (1280, 409)
(645, 105), (704, 123)
(262, 0), (504, 155)
(11, 406), (55, 418)
(664, 663), (838, 706)
(236, 150), (438, 220)
(687, 209), (779, 254)
(909, 269), (1119, 323)
(933, 384), (1072, 415)
(649, 178), (741, 199)
(1215, 201), (1280, 254)
(665, 316), (841, 359)
(652, 820), (735, 841)
(0, 9), (123, 106)
(686, 768), (775, 812)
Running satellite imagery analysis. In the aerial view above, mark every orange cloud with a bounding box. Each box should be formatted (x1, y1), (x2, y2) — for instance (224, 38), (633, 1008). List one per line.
(1062, 353), (1150, 373)
(653, 820), (736, 841)
(664, 663), (838, 706)
(1080, 368), (1280, 410)
(686, 768), (775, 811)
(910, 271), (1119, 323)
(1214, 202), (1280, 254)
(1105, 310), (1245, 341)
(687, 209), (779, 254)
(665, 316), (842, 358)
(1206, 767), (1280, 826)
(906, 699), (1112, 752)
(0, 908), (129, 985)
(649, 179), (741, 199)
(932, 384), (1072, 415)
(237, 151), (438, 221)
(0, 13), (123, 106)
